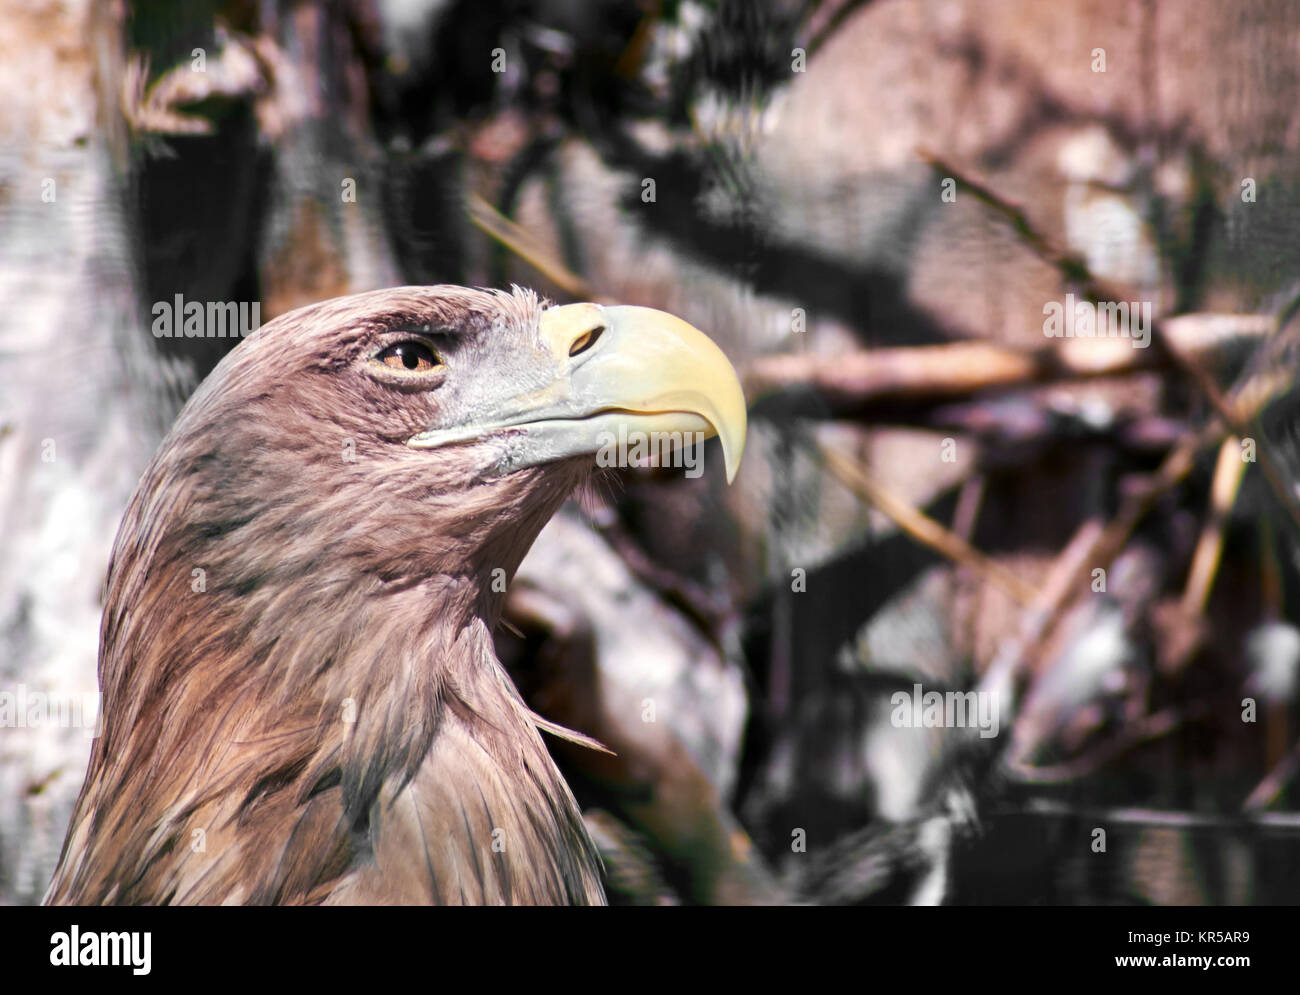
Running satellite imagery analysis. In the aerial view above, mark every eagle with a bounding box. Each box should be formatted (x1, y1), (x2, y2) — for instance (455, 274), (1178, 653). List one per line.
(44, 285), (746, 905)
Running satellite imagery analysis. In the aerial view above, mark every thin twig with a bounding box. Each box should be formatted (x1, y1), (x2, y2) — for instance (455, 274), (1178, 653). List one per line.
(817, 441), (1038, 605)
(1006, 701), (1211, 785)
(978, 517), (1105, 705)
(1181, 435), (1249, 618)
(466, 192), (600, 301)
(1243, 736), (1300, 812)
(1018, 798), (1300, 830)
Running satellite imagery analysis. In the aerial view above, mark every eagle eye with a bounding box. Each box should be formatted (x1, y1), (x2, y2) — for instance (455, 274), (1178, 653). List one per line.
(375, 340), (441, 373)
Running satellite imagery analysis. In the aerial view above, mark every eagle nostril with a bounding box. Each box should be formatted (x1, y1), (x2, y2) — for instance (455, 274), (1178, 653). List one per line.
(569, 325), (605, 357)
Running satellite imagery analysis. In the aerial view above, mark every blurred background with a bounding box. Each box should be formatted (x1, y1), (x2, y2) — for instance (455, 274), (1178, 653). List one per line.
(4, 0), (1300, 905)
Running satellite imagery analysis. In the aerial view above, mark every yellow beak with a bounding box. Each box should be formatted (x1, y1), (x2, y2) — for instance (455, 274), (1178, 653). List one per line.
(409, 302), (747, 483)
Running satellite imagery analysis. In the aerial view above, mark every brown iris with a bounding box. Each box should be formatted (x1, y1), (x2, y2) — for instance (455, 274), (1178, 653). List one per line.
(376, 341), (440, 372)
